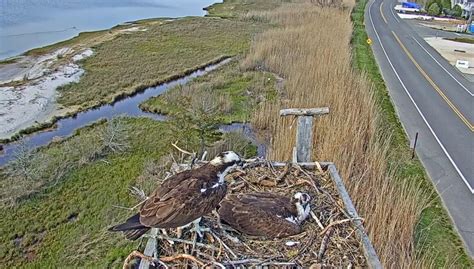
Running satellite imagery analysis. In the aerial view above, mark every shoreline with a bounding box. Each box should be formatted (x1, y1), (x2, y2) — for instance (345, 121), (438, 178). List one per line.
(0, 0), (224, 63)
(0, 55), (232, 144)
(0, 5), (239, 142)
(0, 0), (221, 61)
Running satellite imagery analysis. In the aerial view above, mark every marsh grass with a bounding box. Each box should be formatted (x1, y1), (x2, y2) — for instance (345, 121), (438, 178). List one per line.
(0, 118), (173, 267)
(57, 17), (263, 110)
(140, 60), (278, 124)
(238, 1), (468, 267)
(0, 116), (258, 267)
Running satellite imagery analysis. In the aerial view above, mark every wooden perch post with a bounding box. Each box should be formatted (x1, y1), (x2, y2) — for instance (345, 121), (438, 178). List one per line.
(139, 228), (158, 269)
(279, 107), (329, 163)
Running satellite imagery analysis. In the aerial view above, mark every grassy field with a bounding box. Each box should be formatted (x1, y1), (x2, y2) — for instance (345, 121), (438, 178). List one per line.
(1, 0), (472, 267)
(140, 60), (278, 124)
(0, 118), (172, 267)
(205, 0), (284, 18)
(0, 4), (265, 266)
(445, 37), (474, 44)
(56, 17), (263, 110)
(352, 0), (471, 266)
(0, 116), (257, 267)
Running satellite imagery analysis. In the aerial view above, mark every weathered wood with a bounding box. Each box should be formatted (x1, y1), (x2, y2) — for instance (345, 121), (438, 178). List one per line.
(139, 228), (158, 269)
(279, 107), (329, 117)
(280, 107), (329, 163)
(327, 164), (382, 269)
(296, 116), (313, 162)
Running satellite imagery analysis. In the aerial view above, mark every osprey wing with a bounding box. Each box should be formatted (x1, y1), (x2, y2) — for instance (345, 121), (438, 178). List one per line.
(140, 176), (226, 228)
(219, 193), (302, 238)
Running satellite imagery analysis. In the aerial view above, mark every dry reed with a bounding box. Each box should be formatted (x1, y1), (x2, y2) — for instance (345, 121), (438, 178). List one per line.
(242, 2), (431, 267)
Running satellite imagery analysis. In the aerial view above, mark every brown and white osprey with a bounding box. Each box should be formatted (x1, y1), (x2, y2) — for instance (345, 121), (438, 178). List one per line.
(218, 192), (311, 238)
(109, 151), (243, 240)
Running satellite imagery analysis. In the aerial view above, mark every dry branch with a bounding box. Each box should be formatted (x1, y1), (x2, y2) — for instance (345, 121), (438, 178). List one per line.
(128, 163), (366, 268)
(160, 254), (205, 267)
(320, 218), (364, 235)
(317, 227), (334, 262)
(122, 250), (161, 269)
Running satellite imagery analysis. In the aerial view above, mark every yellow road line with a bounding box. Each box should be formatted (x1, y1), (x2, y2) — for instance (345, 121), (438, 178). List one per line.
(392, 31), (474, 132)
(380, 2), (388, 24)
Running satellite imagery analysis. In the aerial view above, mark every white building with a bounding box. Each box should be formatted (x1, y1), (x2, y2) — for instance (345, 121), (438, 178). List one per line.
(452, 0), (474, 18)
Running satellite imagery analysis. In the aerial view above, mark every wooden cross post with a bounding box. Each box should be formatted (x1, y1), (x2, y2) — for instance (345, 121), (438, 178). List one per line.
(280, 107), (329, 163)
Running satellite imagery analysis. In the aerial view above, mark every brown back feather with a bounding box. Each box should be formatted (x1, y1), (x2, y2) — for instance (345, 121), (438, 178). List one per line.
(218, 193), (302, 238)
(139, 163), (227, 228)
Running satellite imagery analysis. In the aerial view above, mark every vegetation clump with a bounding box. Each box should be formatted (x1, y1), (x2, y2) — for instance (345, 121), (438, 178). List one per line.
(427, 2), (441, 16)
(57, 17), (264, 110)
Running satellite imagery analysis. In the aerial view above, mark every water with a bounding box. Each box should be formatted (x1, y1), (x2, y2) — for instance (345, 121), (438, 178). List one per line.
(0, 59), (230, 165)
(0, 0), (218, 59)
(219, 123), (267, 157)
(0, 58), (267, 165)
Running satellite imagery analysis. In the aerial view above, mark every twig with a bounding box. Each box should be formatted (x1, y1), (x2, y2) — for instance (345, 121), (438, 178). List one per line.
(171, 141), (194, 156)
(129, 186), (148, 201)
(314, 161), (324, 173)
(112, 198), (147, 211)
(223, 259), (262, 265)
(320, 217), (364, 235)
(210, 261), (226, 268)
(223, 259), (297, 266)
(197, 251), (226, 269)
(122, 250), (162, 269)
(210, 231), (238, 259)
(238, 176), (260, 192)
(310, 210), (325, 230)
(276, 162), (291, 184)
(144, 234), (219, 251)
(201, 151), (208, 161)
(160, 253), (205, 267)
(317, 227), (333, 262)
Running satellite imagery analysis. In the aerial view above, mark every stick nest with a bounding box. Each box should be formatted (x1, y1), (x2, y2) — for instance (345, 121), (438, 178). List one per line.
(136, 161), (367, 268)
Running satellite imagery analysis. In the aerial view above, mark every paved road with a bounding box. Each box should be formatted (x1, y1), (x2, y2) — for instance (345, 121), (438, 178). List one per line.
(365, 0), (474, 257)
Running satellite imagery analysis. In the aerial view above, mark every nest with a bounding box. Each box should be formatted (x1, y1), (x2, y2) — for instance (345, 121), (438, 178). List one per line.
(128, 161), (367, 268)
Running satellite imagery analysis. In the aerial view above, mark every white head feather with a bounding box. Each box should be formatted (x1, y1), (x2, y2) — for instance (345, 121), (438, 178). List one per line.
(294, 192), (311, 223)
(210, 151), (241, 166)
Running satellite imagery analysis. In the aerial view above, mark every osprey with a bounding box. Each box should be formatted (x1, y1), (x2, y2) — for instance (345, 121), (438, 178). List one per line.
(218, 192), (311, 238)
(109, 151), (243, 240)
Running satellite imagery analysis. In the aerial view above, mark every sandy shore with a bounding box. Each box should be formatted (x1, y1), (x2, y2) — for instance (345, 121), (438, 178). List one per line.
(0, 49), (93, 139)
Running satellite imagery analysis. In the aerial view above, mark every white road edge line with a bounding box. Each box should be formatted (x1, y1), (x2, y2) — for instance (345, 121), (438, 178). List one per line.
(412, 36), (473, 96)
(389, 2), (400, 22)
(368, 0), (474, 193)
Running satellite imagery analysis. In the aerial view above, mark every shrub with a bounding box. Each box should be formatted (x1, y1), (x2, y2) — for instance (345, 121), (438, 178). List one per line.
(452, 5), (462, 17)
(428, 3), (441, 16)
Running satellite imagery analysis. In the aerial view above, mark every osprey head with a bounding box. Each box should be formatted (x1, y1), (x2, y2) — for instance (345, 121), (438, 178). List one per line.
(293, 192), (312, 223)
(210, 151), (243, 168)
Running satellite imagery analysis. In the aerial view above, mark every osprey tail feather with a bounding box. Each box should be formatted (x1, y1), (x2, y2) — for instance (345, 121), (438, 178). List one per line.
(108, 213), (150, 240)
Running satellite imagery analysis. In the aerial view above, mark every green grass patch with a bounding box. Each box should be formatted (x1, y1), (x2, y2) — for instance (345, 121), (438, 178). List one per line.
(0, 117), (256, 267)
(205, 0), (284, 18)
(0, 58), (19, 65)
(140, 60), (277, 124)
(25, 30), (110, 57)
(445, 37), (474, 44)
(0, 118), (174, 267)
(352, 0), (472, 266)
(56, 17), (264, 110)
